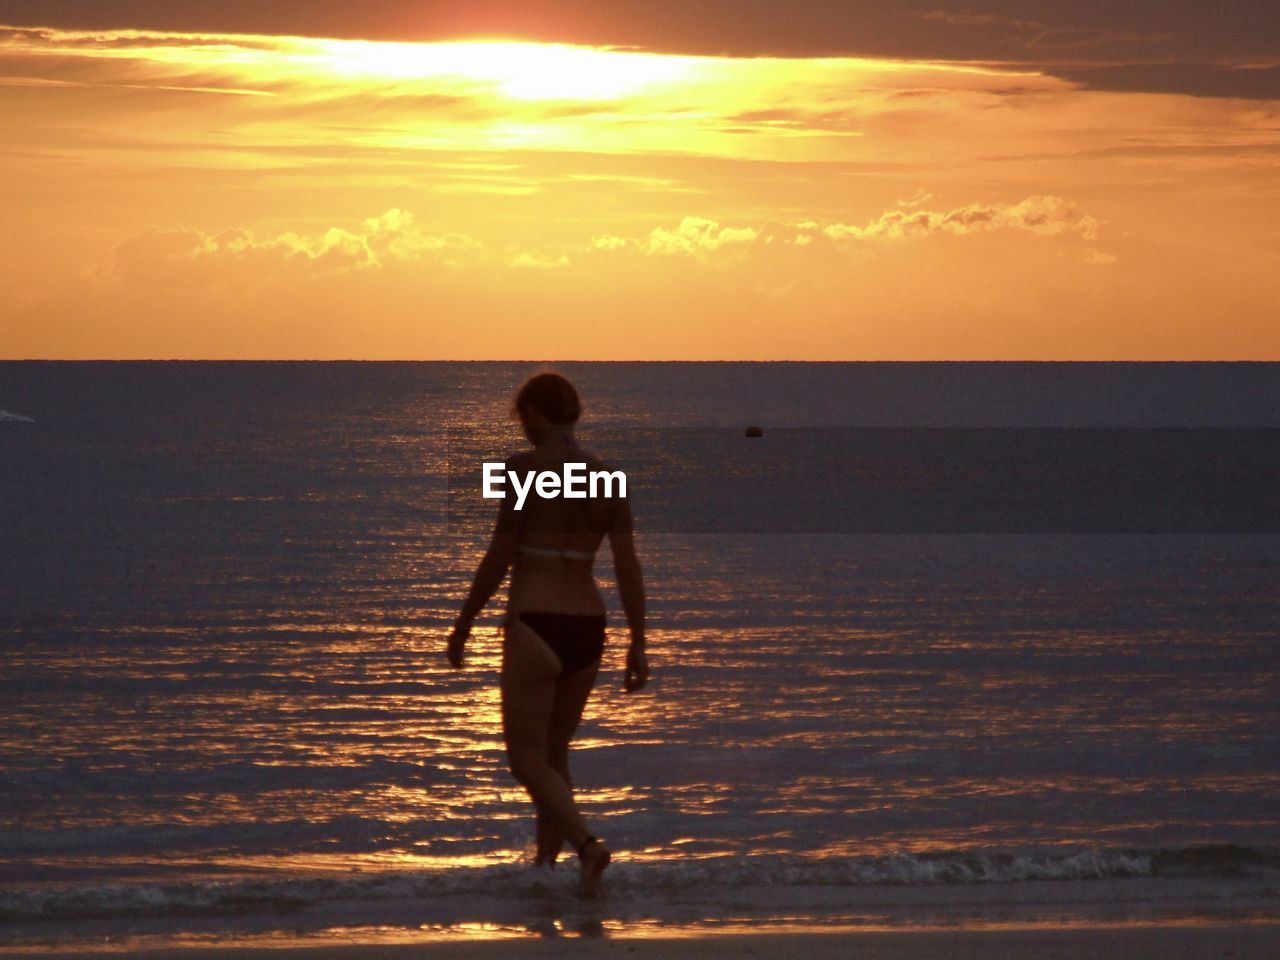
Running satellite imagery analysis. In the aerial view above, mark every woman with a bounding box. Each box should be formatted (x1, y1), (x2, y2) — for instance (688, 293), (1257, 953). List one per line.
(446, 372), (648, 898)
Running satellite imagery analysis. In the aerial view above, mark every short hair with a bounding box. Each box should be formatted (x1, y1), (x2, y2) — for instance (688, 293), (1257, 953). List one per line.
(514, 372), (581, 425)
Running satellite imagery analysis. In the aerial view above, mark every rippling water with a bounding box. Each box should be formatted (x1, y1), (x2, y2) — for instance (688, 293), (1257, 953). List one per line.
(1, 361), (1278, 946)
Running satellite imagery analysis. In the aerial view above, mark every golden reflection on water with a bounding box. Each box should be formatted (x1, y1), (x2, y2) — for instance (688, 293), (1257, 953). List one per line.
(14, 451), (1269, 882)
(69, 913), (1280, 955)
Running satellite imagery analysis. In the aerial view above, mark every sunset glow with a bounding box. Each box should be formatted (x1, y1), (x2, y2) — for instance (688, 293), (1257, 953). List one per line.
(2, 18), (1278, 358)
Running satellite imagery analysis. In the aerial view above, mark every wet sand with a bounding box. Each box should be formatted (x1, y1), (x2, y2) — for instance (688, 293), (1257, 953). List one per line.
(5, 924), (1278, 960)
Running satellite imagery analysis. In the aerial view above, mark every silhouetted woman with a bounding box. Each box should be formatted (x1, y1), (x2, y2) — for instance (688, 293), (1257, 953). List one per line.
(446, 372), (648, 898)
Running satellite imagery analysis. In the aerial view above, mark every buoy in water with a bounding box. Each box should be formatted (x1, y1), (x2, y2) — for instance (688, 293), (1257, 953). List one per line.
(744, 425), (763, 438)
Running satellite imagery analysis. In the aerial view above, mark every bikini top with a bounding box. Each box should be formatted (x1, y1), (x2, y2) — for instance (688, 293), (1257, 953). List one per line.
(518, 543), (595, 562)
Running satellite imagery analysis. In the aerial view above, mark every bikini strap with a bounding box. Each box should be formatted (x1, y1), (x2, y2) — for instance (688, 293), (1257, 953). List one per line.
(518, 543), (594, 562)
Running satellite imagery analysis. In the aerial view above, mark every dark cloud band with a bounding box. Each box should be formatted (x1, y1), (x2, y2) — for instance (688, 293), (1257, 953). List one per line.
(1, 1), (1277, 99)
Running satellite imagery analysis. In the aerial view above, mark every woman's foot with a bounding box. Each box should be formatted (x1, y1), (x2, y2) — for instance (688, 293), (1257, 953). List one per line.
(577, 836), (611, 898)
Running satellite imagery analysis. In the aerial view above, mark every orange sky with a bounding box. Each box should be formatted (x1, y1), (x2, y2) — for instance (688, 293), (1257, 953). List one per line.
(1, 21), (1278, 358)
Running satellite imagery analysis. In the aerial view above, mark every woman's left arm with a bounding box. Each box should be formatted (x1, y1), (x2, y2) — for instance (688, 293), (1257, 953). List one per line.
(447, 486), (519, 667)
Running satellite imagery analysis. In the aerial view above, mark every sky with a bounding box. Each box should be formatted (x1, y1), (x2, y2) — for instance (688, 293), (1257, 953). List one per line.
(1, 1), (1277, 359)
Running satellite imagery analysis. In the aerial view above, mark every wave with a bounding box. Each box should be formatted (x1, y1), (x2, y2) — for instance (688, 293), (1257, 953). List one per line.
(0, 409), (34, 422)
(4, 844), (1278, 924)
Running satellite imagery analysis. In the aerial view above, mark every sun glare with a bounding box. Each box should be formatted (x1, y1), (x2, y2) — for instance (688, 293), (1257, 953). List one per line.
(3, 29), (702, 103)
(313, 38), (697, 101)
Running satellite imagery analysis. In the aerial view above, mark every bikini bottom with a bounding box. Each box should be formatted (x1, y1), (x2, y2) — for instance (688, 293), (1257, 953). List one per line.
(516, 611), (606, 675)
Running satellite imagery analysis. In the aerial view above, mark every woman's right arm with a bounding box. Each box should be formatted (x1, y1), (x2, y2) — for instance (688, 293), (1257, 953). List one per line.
(608, 497), (648, 692)
(447, 472), (519, 668)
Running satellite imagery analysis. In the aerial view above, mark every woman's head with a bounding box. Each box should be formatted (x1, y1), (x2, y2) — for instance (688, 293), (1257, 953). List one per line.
(514, 372), (581, 427)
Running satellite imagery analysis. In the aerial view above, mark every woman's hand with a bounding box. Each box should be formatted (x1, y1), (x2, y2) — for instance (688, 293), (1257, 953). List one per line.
(446, 621), (470, 669)
(624, 645), (649, 692)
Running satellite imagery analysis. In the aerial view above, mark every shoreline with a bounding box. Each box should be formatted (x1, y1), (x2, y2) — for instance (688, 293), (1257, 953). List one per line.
(2, 922), (1279, 960)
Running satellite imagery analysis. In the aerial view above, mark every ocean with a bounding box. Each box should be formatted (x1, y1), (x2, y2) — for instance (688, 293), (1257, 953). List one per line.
(1, 361), (1278, 949)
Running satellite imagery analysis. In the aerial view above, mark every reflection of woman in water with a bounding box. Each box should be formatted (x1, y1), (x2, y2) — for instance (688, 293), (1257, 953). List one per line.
(447, 373), (648, 898)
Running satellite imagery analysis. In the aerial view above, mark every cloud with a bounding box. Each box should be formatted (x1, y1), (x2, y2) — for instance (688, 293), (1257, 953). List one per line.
(511, 252), (570, 269)
(1051, 61), (1280, 100)
(647, 217), (758, 255)
(101, 195), (1100, 290)
(100, 209), (481, 285)
(897, 189), (934, 208)
(914, 10), (1169, 51)
(590, 235), (631, 252)
(592, 217), (759, 258)
(821, 195), (1099, 242)
(590, 197), (1100, 260)
(2, 13), (1274, 106)
(360, 209), (480, 263)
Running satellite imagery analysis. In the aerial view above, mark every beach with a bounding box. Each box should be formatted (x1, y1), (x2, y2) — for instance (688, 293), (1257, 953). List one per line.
(4, 924), (1279, 960)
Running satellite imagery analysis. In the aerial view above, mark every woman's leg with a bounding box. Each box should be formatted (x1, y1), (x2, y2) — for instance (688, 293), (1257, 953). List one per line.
(501, 619), (610, 895)
(501, 619), (591, 851)
(554, 661), (610, 896)
(534, 803), (559, 867)
(536, 661), (601, 865)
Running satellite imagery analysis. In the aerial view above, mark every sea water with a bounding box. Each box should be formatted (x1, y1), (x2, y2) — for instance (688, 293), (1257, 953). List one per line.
(1, 361), (1278, 948)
